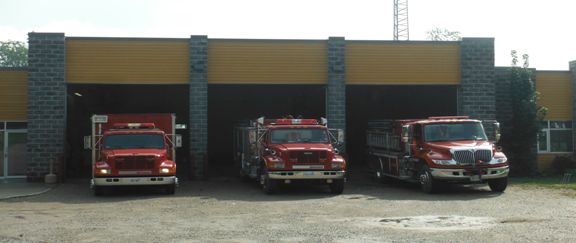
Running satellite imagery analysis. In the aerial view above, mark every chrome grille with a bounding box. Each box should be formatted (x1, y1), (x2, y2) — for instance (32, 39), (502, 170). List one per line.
(115, 156), (155, 169)
(290, 151), (327, 163)
(453, 149), (493, 165)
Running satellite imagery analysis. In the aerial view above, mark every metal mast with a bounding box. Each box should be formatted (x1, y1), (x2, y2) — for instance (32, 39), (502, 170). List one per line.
(393, 0), (409, 41)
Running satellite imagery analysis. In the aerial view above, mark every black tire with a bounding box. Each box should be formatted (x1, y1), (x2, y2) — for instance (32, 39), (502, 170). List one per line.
(165, 183), (176, 195)
(94, 186), (104, 196)
(419, 164), (437, 194)
(488, 177), (508, 192)
(329, 179), (345, 194)
(262, 174), (277, 194)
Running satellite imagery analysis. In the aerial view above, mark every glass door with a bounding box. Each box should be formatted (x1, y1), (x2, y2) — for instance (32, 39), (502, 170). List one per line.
(6, 131), (27, 177)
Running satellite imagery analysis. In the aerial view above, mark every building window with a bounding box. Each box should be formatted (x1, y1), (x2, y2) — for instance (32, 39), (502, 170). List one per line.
(538, 120), (573, 153)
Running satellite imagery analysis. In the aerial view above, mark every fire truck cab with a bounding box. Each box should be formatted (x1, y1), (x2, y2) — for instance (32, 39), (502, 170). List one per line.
(234, 116), (346, 194)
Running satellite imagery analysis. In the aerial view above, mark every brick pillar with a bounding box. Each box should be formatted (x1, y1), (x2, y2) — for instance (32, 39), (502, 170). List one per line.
(189, 35), (208, 180)
(495, 67), (512, 136)
(458, 38), (496, 120)
(27, 32), (66, 182)
(570, 61), (576, 153)
(327, 37), (346, 152)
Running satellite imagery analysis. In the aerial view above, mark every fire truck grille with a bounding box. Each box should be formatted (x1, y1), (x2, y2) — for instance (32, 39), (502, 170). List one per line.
(453, 150), (493, 165)
(115, 156), (155, 169)
(290, 151), (327, 163)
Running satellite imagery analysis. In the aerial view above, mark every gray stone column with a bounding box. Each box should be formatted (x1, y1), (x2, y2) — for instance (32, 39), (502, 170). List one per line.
(327, 37), (346, 152)
(189, 35), (208, 180)
(570, 61), (576, 153)
(495, 67), (512, 135)
(27, 32), (66, 182)
(458, 38), (496, 120)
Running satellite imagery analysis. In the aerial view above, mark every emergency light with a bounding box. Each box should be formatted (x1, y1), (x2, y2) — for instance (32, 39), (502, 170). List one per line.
(428, 116), (469, 120)
(113, 123), (156, 129)
(272, 119), (318, 125)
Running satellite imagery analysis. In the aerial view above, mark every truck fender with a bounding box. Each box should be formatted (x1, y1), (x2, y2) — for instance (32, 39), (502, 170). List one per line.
(417, 158), (430, 171)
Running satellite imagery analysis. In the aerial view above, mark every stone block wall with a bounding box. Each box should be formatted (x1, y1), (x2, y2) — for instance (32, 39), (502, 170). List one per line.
(189, 35), (208, 180)
(327, 37), (346, 152)
(26, 32), (66, 182)
(458, 38), (496, 121)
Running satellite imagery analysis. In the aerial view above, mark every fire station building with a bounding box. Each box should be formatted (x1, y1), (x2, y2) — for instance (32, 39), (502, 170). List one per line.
(0, 32), (574, 181)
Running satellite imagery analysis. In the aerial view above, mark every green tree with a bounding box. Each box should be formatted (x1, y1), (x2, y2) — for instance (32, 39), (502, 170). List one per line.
(425, 28), (461, 41)
(0, 40), (28, 67)
(506, 50), (547, 176)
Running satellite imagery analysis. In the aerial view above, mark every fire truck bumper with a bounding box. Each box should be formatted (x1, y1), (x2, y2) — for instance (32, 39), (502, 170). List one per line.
(92, 176), (178, 187)
(430, 166), (509, 180)
(268, 171), (346, 180)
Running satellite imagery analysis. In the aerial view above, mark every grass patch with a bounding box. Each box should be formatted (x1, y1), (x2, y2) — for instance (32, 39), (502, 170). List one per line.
(509, 176), (576, 190)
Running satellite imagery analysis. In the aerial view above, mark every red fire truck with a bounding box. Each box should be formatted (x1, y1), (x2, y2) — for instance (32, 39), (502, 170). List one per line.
(234, 116), (346, 194)
(84, 114), (182, 196)
(365, 116), (509, 193)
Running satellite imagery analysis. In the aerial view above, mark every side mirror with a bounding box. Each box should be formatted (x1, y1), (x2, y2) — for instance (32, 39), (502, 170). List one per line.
(175, 134), (182, 148)
(337, 129), (344, 143)
(329, 129), (344, 147)
(249, 129), (257, 144)
(493, 122), (501, 142)
(402, 125), (411, 143)
(84, 136), (92, 149)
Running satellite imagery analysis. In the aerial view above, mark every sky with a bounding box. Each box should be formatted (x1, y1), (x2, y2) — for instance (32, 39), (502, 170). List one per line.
(1, 0), (575, 70)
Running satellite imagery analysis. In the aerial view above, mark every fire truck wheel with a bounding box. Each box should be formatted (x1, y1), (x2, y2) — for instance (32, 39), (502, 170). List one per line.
(329, 179), (345, 194)
(94, 186), (104, 196)
(419, 164), (437, 194)
(165, 183), (176, 195)
(488, 177), (508, 192)
(263, 175), (277, 194)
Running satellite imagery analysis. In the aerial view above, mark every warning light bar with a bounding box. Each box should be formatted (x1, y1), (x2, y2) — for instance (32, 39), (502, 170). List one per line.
(113, 123), (156, 129)
(428, 116), (469, 120)
(272, 119), (318, 125)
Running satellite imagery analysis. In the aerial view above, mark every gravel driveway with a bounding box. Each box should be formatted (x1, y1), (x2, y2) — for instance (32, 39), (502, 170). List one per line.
(1, 171), (575, 243)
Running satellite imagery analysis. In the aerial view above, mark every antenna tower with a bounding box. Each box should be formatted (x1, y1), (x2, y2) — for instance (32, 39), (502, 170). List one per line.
(393, 0), (409, 41)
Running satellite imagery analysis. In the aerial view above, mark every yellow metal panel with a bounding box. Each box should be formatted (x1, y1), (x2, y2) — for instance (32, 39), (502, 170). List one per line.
(208, 42), (327, 84)
(537, 153), (571, 173)
(66, 40), (190, 84)
(0, 70), (28, 120)
(536, 73), (573, 120)
(346, 43), (461, 84)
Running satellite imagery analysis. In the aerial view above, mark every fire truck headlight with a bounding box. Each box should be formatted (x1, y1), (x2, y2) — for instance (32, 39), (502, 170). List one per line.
(271, 163), (285, 168)
(160, 168), (174, 173)
(488, 157), (507, 164)
(331, 163), (344, 168)
(99, 169), (111, 174)
(432, 159), (456, 165)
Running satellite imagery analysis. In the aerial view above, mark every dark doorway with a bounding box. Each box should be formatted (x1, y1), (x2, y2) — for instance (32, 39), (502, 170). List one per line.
(207, 84), (326, 177)
(346, 85), (458, 168)
(66, 84), (190, 179)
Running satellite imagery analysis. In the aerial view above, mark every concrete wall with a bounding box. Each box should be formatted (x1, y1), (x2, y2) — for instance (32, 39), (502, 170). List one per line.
(458, 38), (496, 120)
(189, 35), (209, 180)
(327, 37), (347, 152)
(26, 33), (66, 182)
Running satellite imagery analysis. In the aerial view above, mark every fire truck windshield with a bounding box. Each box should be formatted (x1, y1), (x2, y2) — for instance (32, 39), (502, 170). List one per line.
(424, 122), (488, 142)
(104, 134), (165, 149)
(270, 128), (329, 143)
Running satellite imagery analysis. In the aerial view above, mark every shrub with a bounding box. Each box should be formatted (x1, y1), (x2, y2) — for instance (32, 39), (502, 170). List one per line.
(551, 154), (576, 175)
